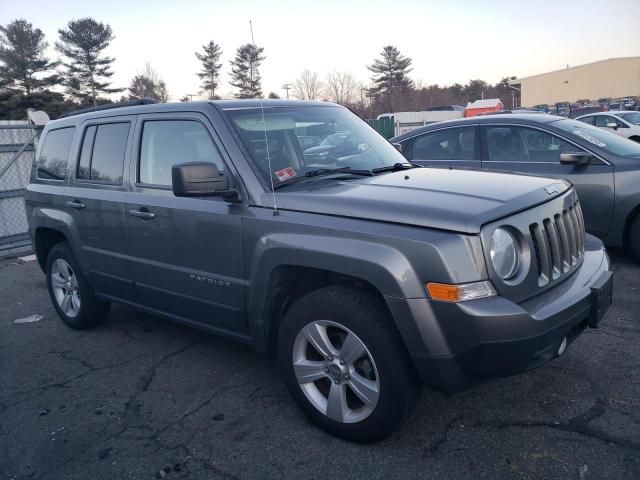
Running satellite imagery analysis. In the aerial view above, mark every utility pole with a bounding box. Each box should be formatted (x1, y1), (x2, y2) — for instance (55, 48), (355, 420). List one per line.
(281, 83), (292, 99)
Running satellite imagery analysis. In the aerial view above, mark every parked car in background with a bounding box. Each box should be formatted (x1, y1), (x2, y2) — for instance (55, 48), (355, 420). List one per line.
(26, 100), (613, 442)
(392, 113), (640, 258)
(576, 111), (640, 142)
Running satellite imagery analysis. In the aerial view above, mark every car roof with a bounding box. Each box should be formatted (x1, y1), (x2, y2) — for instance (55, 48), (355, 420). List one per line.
(391, 113), (566, 141)
(45, 99), (338, 128)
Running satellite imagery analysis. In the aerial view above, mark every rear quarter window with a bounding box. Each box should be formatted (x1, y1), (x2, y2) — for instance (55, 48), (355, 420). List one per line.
(36, 127), (76, 180)
(76, 122), (130, 184)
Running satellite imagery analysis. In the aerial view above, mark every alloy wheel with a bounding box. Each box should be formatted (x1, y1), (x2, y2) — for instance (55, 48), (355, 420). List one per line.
(51, 258), (81, 318)
(292, 320), (380, 423)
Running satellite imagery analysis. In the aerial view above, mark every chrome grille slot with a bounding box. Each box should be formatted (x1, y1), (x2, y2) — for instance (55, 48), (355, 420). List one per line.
(543, 218), (561, 279)
(555, 213), (571, 269)
(529, 198), (585, 286)
(530, 223), (551, 285)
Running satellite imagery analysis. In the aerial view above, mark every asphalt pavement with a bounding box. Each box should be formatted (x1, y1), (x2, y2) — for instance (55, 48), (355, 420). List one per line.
(1, 252), (639, 480)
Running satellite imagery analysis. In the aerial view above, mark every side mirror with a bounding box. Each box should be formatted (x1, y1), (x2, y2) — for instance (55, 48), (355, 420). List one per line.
(392, 142), (404, 153)
(172, 162), (231, 197)
(559, 152), (592, 165)
(606, 122), (618, 130)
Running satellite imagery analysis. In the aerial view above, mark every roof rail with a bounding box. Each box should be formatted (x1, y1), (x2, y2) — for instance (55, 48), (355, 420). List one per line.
(61, 98), (157, 118)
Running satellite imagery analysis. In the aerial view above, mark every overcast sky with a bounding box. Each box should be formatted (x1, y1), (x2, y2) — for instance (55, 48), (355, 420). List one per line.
(1, 0), (639, 100)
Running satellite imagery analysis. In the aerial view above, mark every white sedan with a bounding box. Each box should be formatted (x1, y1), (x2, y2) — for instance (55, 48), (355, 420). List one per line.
(576, 111), (640, 142)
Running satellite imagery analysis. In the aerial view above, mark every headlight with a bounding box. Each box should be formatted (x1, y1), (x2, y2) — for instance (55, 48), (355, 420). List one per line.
(490, 228), (519, 280)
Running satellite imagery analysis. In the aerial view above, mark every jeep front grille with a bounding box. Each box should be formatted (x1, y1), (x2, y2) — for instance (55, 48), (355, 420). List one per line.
(529, 199), (585, 286)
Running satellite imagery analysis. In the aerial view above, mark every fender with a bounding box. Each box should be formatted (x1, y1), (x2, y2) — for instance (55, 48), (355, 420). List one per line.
(607, 190), (640, 247)
(28, 202), (87, 272)
(246, 232), (429, 352)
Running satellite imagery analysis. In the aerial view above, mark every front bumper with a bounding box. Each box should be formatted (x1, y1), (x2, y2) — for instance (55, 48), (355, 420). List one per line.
(386, 234), (612, 393)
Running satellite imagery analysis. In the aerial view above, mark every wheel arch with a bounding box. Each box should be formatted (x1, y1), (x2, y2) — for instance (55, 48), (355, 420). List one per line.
(246, 234), (427, 354)
(34, 227), (69, 272)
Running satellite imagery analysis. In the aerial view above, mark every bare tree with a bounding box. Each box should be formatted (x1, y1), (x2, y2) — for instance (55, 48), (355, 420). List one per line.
(324, 71), (360, 106)
(129, 62), (168, 102)
(293, 69), (322, 100)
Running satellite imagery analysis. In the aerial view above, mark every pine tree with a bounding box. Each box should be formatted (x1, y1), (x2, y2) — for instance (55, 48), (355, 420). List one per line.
(195, 41), (222, 100)
(56, 18), (122, 105)
(229, 43), (265, 99)
(0, 19), (59, 94)
(367, 46), (413, 111)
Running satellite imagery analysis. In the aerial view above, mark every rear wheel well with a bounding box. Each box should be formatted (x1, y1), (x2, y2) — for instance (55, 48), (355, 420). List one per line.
(628, 135), (640, 143)
(263, 266), (389, 352)
(34, 228), (68, 272)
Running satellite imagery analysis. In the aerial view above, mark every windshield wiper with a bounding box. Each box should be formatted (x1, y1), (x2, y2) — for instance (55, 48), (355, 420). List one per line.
(274, 167), (373, 189)
(371, 162), (422, 174)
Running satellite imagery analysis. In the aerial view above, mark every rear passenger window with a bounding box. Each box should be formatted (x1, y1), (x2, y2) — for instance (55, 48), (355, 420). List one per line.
(77, 123), (129, 184)
(36, 127), (75, 180)
(139, 120), (225, 186)
(409, 127), (475, 160)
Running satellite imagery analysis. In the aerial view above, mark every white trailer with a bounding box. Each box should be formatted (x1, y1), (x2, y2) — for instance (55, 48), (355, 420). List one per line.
(377, 110), (464, 136)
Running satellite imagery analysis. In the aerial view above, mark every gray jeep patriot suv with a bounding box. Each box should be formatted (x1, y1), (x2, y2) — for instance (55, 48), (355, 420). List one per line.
(26, 99), (613, 442)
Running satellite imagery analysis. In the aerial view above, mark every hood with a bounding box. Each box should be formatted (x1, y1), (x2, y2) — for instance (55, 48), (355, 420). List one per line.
(264, 168), (571, 234)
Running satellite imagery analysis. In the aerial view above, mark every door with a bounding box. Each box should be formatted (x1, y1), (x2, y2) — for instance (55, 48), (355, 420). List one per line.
(122, 113), (247, 334)
(65, 116), (136, 300)
(403, 126), (480, 170)
(480, 124), (615, 238)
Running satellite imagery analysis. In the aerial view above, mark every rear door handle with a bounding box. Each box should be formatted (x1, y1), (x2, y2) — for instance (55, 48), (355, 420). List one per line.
(128, 208), (156, 220)
(66, 200), (85, 209)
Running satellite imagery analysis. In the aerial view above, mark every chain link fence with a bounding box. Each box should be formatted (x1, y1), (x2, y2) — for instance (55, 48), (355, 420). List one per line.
(0, 121), (39, 258)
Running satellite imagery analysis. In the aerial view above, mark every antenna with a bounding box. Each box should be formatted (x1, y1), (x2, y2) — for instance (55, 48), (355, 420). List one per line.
(250, 19), (278, 214)
(259, 101), (278, 215)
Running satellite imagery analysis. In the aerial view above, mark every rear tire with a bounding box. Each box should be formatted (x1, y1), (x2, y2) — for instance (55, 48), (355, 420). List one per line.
(277, 285), (420, 442)
(630, 214), (640, 261)
(46, 242), (110, 329)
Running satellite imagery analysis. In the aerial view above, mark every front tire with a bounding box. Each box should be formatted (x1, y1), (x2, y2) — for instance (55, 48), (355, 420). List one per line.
(629, 214), (640, 261)
(46, 242), (110, 329)
(277, 286), (420, 442)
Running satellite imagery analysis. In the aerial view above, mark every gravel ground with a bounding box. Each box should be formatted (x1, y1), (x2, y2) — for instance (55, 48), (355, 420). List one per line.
(0, 251), (638, 480)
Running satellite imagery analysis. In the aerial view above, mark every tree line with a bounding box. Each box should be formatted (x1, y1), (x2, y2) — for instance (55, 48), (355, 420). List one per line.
(0, 17), (519, 120)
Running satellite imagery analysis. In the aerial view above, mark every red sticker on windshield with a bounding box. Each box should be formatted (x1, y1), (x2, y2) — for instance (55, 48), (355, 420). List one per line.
(275, 167), (296, 182)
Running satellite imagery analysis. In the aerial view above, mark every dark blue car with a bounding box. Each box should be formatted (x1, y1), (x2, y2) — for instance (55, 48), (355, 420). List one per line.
(392, 113), (640, 258)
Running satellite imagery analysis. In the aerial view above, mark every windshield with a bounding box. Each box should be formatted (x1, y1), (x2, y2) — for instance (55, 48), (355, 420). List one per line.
(619, 112), (640, 125)
(553, 118), (640, 158)
(225, 105), (407, 186)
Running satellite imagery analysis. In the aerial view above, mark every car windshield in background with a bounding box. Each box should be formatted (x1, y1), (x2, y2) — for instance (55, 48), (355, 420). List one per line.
(224, 105), (407, 187)
(619, 112), (640, 125)
(553, 118), (640, 158)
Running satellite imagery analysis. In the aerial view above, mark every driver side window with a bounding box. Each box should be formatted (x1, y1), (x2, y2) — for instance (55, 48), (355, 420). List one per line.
(517, 127), (579, 163)
(139, 120), (225, 186)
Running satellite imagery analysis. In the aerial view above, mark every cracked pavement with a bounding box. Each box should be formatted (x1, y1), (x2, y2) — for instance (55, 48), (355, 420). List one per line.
(1, 252), (639, 479)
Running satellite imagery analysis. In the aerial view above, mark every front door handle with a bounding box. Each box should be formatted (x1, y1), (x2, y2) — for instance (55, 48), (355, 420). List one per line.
(66, 200), (85, 209)
(128, 208), (156, 220)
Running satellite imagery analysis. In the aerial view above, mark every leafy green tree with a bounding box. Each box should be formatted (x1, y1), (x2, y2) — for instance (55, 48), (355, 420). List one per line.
(195, 41), (222, 100)
(56, 18), (122, 105)
(367, 45), (413, 111)
(0, 19), (59, 94)
(229, 43), (265, 98)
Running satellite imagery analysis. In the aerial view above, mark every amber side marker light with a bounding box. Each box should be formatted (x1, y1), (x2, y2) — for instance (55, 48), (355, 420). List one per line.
(426, 281), (497, 302)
